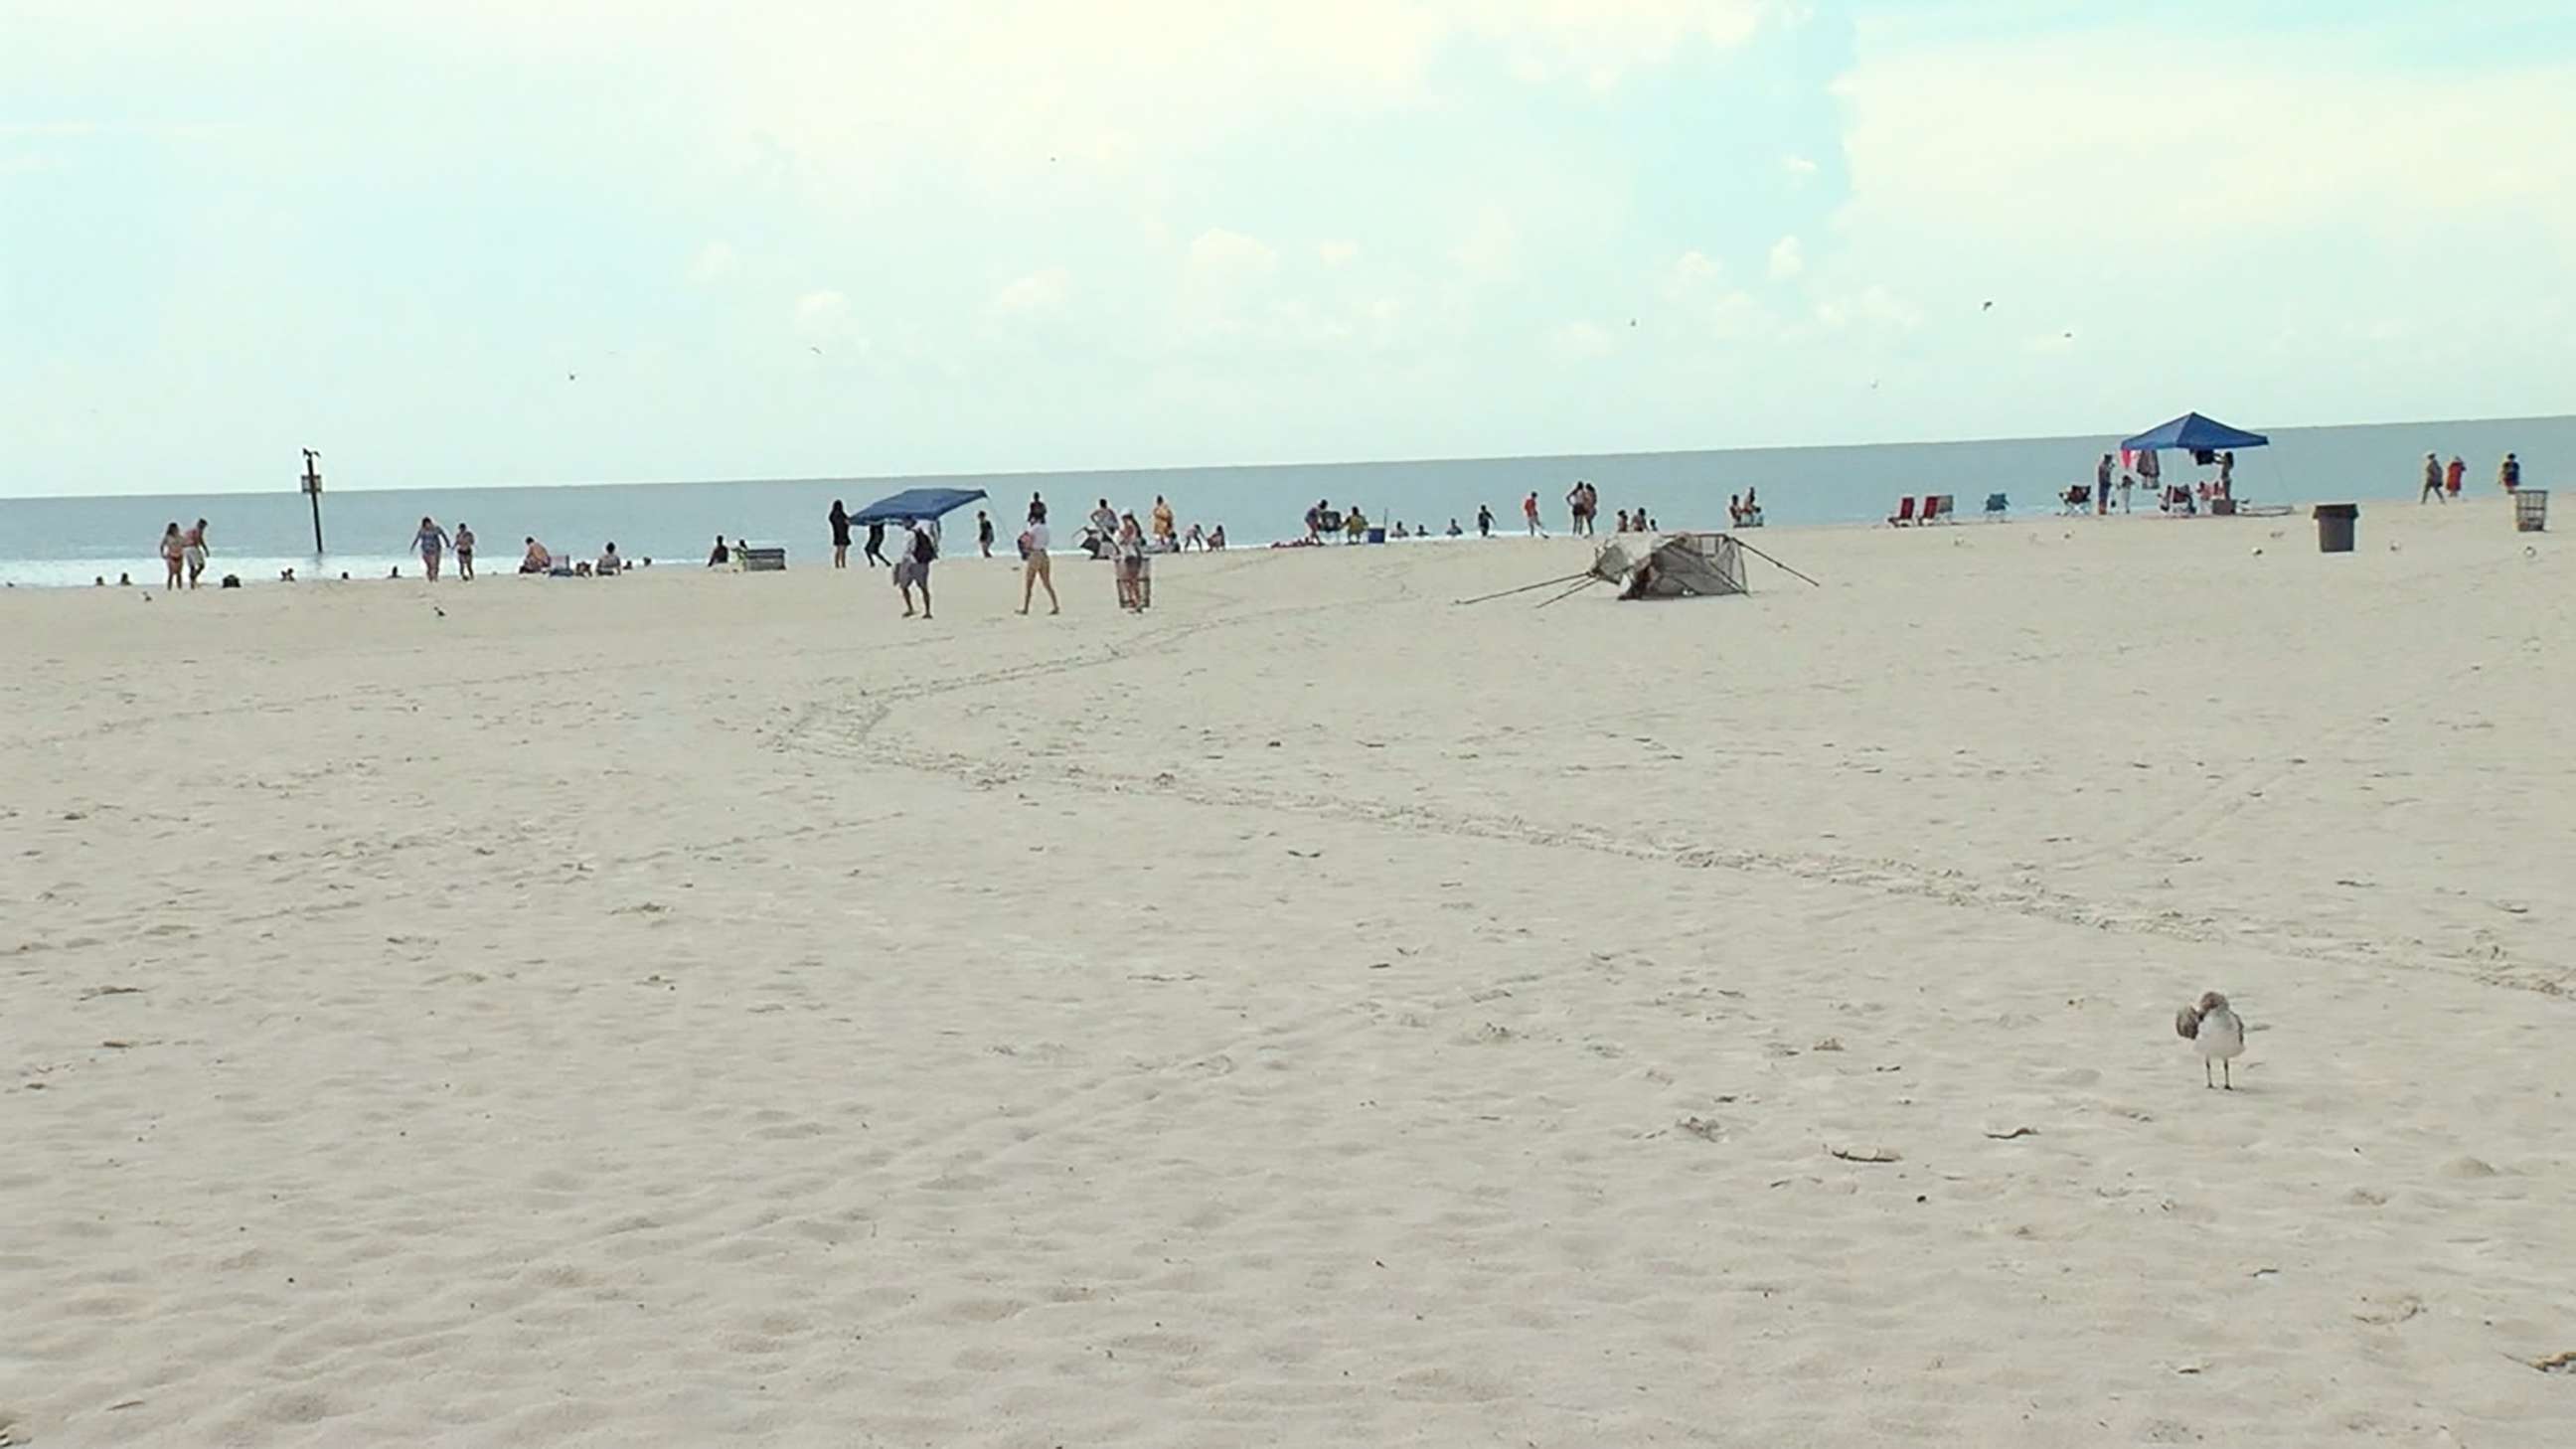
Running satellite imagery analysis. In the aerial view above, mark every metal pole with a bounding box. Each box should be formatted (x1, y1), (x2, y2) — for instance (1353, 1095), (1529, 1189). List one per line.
(301, 449), (325, 555)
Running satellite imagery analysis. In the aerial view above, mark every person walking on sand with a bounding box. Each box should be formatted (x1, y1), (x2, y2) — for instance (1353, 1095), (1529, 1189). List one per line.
(182, 518), (211, 587)
(1477, 503), (1494, 538)
(159, 523), (186, 588)
(1114, 513), (1146, 611)
(1151, 495), (1176, 547)
(2421, 452), (2446, 503)
(977, 510), (995, 559)
(2096, 453), (2113, 515)
(1018, 515), (1059, 615)
(411, 516), (452, 580)
(1523, 492), (1543, 537)
(894, 517), (936, 619)
(2500, 453), (2520, 493)
(863, 517), (889, 567)
(454, 522), (476, 579)
(2446, 454), (2466, 498)
(829, 500), (853, 568)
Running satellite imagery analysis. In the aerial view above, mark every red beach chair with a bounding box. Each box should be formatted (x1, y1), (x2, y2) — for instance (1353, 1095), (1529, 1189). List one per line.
(1887, 496), (1916, 526)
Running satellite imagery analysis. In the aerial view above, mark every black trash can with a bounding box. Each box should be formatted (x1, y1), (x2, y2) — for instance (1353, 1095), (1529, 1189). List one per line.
(2314, 503), (2358, 554)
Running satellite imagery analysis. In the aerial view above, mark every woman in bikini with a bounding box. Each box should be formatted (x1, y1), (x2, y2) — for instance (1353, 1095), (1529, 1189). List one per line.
(159, 523), (186, 588)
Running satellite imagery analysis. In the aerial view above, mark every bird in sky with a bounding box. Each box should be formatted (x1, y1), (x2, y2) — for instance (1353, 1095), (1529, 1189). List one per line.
(1982, 300), (1994, 311)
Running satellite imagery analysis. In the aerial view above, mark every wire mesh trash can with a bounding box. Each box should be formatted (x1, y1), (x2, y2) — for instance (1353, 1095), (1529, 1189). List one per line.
(2313, 503), (2358, 554)
(2515, 490), (2548, 533)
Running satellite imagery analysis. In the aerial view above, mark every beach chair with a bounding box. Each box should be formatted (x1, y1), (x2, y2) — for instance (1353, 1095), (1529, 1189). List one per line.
(1984, 492), (2009, 520)
(741, 546), (787, 571)
(1925, 495), (1954, 525)
(1887, 496), (1916, 527)
(2060, 485), (2090, 515)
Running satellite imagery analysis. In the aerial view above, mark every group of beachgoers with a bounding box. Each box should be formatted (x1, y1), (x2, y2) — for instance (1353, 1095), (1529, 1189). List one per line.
(1294, 485), (1662, 548)
(2420, 451), (2522, 503)
(790, 491), (1229, 622)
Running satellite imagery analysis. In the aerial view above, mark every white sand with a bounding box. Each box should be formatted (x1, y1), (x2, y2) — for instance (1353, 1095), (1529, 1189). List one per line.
(4, 499), (2571, 1447)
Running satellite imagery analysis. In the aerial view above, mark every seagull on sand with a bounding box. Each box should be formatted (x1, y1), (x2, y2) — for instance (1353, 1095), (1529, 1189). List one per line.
(2175, 992), (2245, 1089)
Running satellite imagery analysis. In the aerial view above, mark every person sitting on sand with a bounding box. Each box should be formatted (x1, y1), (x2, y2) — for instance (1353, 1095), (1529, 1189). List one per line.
(707, 535), (728, 566)
(1207, 525), (1225, 551)
(1344, 507), (1368, 544)
(596, 543), (623, 575)
(521, 537), (552, 573)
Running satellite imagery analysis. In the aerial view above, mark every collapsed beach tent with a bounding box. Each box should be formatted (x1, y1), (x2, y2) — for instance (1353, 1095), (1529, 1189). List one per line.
(848, 487), (989, 525)
(2120, 412), (2270, 454)
(1590, 532), (1747, 599)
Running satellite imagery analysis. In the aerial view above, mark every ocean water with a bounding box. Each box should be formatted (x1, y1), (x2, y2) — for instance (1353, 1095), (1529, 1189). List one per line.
(2, 416), (2564, 587)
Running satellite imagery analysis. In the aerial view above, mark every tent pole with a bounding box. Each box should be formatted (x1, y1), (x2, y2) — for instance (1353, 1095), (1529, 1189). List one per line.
(1730, 537), (1822, 587)
(1453, 571), (1588, 606)
(1533, 577), (1597, 609)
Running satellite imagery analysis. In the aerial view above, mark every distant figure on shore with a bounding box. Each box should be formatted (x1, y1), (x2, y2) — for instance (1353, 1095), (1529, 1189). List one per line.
(2446, 454), (2466, 498)
(1209, 524), (1227, 551)
(1614, 509), (1630, 533)
(1028, 492), (1047, 526)
(159, 523), (185, 587)
(2096, 453), (2113, 514)
(707, 534), (728, 566)
(1523, 493), (1543, 537)
(182, 518), (211, 588)
(1566, 481), (1596, 536)
(863, 518), (889, 567)
(2421, 452), (2446, 504)
(2216, 451), (2235, 498)
(2120, 473), (2135, 512)
(411, 517), (452, 580)
(977, 510), (995, 558)
(1151, 495), (1176, 547)
(1477, 504), (1494, 538)
(1446, 518), (1463, 537)
(829, 500), (853, 568)
(597, 542), (623, 575)
(2500, 453), (2520, 493)
(1184, 522), (1206, 551)
(1018, 517), (1058, 615)
(522, 537), (552, 573)
(118, 571), (132, 586)
(895, 519), (936, 619)
(1344, 507), (1368, 544)
(454, 523), (477, 579)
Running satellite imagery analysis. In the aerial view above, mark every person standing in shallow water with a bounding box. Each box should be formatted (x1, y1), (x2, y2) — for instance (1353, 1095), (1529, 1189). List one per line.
(829, 500), (853, 568)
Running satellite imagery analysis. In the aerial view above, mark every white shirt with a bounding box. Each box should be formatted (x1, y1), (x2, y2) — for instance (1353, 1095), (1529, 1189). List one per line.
(1025, 523), (1051, 553)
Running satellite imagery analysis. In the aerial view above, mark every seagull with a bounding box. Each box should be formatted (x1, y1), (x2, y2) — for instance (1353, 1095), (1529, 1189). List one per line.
(1981, 300), (1994, 311)
(2175, 991), (2245, 1089)
(566, 372), (576, 382)
(809, 345), (824, 354)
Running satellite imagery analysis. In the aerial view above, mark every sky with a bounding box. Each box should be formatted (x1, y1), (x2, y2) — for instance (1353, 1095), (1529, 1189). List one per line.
(4, 0), (2572, 497)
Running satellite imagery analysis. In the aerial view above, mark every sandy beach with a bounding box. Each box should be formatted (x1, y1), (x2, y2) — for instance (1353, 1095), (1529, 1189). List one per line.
(4, 499), (2571, 1447)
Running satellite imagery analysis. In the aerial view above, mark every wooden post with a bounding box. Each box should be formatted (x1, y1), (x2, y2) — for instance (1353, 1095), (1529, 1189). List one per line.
(301, 449), (325, 555)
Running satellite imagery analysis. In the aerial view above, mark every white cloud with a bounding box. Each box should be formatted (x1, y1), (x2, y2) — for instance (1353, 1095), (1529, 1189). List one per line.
(792, 289), (850, 335)
(992, 266), (1072, 317)
(1549, 320), (1612, 362)
(687, 241), (738, 285)
(1780, 154), (1818, 179)
(1665, 249), (1724, 294)
(1318, 240), (1361, 267)
(1450, 208), (1520, 284)
(1767, 235), (1804, 280)
(1813, 284), (1920, 331)
(1186, 228), (1279, 286)
(1662, 249), (1766, 339)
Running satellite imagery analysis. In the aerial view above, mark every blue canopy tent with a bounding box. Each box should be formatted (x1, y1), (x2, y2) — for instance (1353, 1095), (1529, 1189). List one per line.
(2121, 412), (2270, 455)
(849, 487), (989, 526)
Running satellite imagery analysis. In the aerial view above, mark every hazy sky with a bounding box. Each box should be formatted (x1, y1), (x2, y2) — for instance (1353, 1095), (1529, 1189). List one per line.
(5, 0), (2571, 497)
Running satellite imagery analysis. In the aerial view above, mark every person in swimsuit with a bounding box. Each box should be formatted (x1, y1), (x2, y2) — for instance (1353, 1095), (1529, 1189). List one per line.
(159, 523), (186, 588)
(829, 500), (853, 568)
(454, 523), (476, 579)
(1113, 514), (1144, 610)
(183, 518), (211, 587)
(412, 517), (451, 579)
(1028, 492), (1048, 526)
(706, 535), (728, 566)
(1018, 518), (1059, 615)
(1151, 495), (1176, 547)
(522, 537), (552, 573)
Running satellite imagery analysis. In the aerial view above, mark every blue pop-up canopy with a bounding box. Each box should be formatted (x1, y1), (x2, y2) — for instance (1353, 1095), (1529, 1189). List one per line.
(2120, 412), (2269, 453)
(848, 487), (989, 525)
